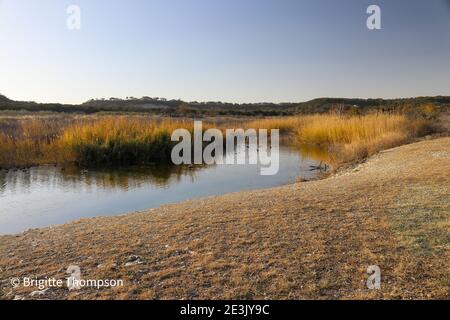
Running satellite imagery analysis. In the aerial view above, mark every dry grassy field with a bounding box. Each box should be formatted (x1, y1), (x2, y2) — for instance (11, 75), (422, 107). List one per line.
(0, 137), (448, 300)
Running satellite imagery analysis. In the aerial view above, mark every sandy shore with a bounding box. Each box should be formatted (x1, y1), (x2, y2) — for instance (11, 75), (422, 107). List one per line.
(1, 138), (449, 300)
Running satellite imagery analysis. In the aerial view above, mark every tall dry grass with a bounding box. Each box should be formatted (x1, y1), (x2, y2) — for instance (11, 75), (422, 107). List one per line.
(58, 117), (194, 166)
(246, 116), (309, 133)
(0, 116), (197, 168)
(0, 118), (67, 168)
(0, 113), (433, 168)
(298, 113), (431, 163)
(248, 113), (432, 165)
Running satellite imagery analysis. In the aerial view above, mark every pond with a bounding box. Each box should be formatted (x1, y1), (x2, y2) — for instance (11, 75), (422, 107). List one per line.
(0, 145), (328, 235)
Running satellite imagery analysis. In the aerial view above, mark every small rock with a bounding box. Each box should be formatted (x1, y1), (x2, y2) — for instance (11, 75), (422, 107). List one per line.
(30, 288), (49, 297)
(124, 254), (144, 266)
(125, 260), (143, 267)
(126, 255), (141, 262)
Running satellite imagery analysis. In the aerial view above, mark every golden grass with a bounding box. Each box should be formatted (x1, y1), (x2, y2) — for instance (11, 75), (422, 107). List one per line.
(0, 118), (66, 168)
(57, 117), (195, 166)
(247, 116), (309, 133)
(0, 113), (433, 168)
(249, 113), (432, 165)
(297, 113), (431, 163)
(0, 117), (197, 168)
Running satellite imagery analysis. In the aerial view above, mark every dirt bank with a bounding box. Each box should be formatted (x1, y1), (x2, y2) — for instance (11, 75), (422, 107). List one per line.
(1, 138), (449, 300)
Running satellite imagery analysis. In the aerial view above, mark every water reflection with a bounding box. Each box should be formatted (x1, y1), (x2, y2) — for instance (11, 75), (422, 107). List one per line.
(297, 144), (333, 165)
(0, 165), (203, 194)
(0, 145), (326, 235)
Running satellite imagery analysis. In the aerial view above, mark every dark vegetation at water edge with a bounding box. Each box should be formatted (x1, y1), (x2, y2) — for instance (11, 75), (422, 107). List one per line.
(1, 94), (449, 118)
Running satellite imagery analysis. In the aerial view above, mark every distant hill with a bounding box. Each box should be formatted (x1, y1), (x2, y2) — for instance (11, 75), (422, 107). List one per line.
(0, 95), (11, 103)
(0, 95), (449, 117)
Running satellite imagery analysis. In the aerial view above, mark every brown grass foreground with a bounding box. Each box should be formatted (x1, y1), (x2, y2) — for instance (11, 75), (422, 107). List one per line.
(0, 113), (433, 168)
(0, 138), (448, 300)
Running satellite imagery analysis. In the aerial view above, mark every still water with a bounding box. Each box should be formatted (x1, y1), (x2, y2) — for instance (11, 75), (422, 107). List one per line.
(0, 146), (324, 235)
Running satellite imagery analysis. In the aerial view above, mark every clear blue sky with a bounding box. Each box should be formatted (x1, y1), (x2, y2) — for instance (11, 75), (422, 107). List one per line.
(1, 0), (450, 104)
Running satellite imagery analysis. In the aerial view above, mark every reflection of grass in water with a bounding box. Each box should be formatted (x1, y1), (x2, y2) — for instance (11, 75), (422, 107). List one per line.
(297, 144), (332, 165)
(0, 164), (206, 192)
(389, 184), (450, 256)
(57, 165), (205, 190)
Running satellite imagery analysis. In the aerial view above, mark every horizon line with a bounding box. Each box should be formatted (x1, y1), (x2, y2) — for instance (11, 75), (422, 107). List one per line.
(2, 93), (450, 106)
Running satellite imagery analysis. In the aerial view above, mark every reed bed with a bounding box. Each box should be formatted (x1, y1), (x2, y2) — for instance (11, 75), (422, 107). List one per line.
(246, 116), (309, 133)
(248, 113), (432, 165)
(0, 117), (196, 168)
(58, 117), (195, 166)
(0, 113), (433, 169)
(0, 118), (69, 168)
(298, 114), (419, 163)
